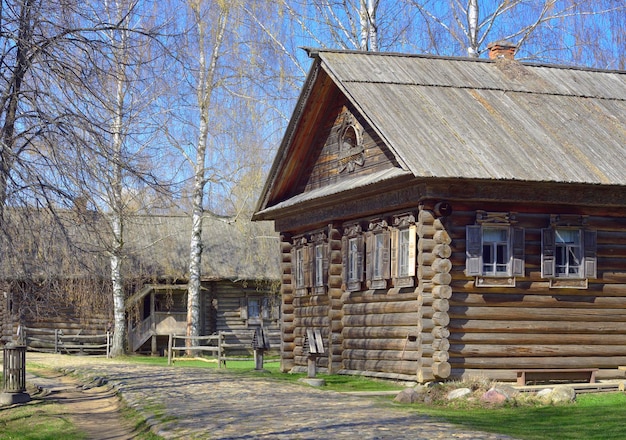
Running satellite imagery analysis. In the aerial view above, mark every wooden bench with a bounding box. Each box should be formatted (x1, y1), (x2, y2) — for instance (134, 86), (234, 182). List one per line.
(516, 368), (598, 386)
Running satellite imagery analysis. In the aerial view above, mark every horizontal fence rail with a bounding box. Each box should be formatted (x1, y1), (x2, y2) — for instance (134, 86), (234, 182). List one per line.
(167, 330), (280, 367)
(23, 327), (111, 357)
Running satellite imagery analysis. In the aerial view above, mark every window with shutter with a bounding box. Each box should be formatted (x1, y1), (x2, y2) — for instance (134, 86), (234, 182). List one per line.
(292, 236), (311, 296)
(392, 213), (417, 288)
(466, 211), (524, 287)
(366, 219), (390, 290)
(311, 229), (330, 295)
(542, 220), (597, 288)
(342, 223), (364, 292)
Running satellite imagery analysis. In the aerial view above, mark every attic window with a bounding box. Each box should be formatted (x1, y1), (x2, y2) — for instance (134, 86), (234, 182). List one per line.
(337, 112), (364, 173)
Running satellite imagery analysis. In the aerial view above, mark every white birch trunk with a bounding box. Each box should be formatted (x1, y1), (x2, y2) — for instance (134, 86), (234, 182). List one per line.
(367, 0), (378, 52)
(359, 0), (378, 51)
(110, 223), (126, 356)
(467, 0), (479, 57)
(109, 86), (126, 356)
(359, 0), (369, 50)
(108, 1), (129, 356)
(186, 1), (229, 349)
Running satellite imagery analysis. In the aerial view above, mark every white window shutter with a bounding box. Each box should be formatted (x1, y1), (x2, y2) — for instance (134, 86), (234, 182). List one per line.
(465, 225), (482, 276)
(583, 229), (597, 279)
(541, 228), (556, 278)
(407, 224), (417, 277)
(511, 227), (525, 277)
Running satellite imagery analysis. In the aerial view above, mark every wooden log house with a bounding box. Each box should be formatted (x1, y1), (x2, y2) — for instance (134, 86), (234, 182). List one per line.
(0, 211), (280, 354)
(253, 46), (626, 383)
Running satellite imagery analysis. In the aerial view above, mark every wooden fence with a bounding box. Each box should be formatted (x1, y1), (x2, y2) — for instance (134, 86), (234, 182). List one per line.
(23, 327), (111, 357)
(167, 330), (280, 366)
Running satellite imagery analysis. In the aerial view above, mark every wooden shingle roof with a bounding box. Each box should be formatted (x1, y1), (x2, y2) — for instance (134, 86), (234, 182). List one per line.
(254, 50), (625, 219)
(318, 50), (625, 185)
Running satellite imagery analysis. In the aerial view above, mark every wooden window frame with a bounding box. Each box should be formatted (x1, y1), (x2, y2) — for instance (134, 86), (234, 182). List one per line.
(292, 236), (311, 296)
(366, 219), (390, 290)
(311, 230), (329, 295)
(391, 213), (417, 288)
(466, 211), (524, 287)
(240, 295), (278, 325)
(541, 215), (596, 288)
(342, 223), (364, 292)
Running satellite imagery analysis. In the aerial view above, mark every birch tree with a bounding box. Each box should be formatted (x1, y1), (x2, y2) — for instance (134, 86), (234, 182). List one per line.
(83, 0), (166, 355)
(360, 0), (380, 51)
(410, 0), (625, 66)
(0, 0), (107, 223)
(181, 0), (230, 345)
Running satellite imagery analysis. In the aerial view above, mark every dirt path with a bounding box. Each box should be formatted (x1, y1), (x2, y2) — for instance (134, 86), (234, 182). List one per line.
(29, 369), (138, 440)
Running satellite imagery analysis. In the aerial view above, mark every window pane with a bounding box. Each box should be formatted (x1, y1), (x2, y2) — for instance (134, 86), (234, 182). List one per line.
(398, 229), (410, 277)
(248, 298), (260, 318)
(315, 244), (324, 287)
(555, 229), (582, 277)
(483, 228), (507, 242)
(373, 234), (384, 279)
(482, 227), (509, 276)
(348, 237), (359, 282)
(482, 244), (494, 273)
(555, 229), (578, 244)
(296, 248), (304, 288)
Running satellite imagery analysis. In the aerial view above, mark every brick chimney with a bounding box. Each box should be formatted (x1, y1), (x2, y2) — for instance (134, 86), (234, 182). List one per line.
(487, 41), (517, 60)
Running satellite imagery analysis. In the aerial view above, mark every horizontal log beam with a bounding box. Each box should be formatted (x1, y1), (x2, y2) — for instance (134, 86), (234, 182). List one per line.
(448, 356), (626, 369)
(449, 293), (626, 309)
(449, 332), (626, 345)
(450, 344), (626, 358)
(448, 319), (626, 334)
(343, 300), (418, 316)
(343, 349), (420, 362)
(343, 338), (420, 351)
(342, 359), (418, 376)
(449, 306), (626, 322)
(341, 326), (419, 340)
(342, 312), (418, 327)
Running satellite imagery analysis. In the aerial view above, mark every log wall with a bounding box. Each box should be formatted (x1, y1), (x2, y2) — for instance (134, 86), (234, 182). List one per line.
(208, 280), (281, 354)
(341, 289), (419, 379)
(280, 234), (295, 372)
(416, 207), (452, 381)
(447, 202), (626, 381)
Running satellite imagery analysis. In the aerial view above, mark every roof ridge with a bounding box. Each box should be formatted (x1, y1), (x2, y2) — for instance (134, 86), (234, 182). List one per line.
(306, 47), (626, 75)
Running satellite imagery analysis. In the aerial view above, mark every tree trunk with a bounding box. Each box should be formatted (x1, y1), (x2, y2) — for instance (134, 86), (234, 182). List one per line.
(186, 0), (230, 350)
(109, 43), (127, 356)
(467, 0), (479, 57)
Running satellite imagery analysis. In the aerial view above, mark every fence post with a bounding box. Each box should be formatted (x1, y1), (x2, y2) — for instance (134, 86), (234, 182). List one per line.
(106, 331), (110, 358)
(54, 329), (59, 354)
(167, 334), (173, 366)
(218, 332), (223, 369)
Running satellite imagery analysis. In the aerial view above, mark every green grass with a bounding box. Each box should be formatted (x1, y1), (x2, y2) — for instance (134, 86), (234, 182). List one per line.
(9, 355), (626, 440)
(123, 355), (403, 392)
(407, 392), (626, 440)
(0, 400), (85, 440)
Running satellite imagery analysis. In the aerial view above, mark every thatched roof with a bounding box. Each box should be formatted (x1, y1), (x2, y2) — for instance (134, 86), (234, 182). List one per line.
(0, 210), (279, 281)
(124, 214), (279, 281)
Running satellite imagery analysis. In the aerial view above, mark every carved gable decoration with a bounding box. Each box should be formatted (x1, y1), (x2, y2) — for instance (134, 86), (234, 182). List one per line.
(337, 112), (365, 173)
